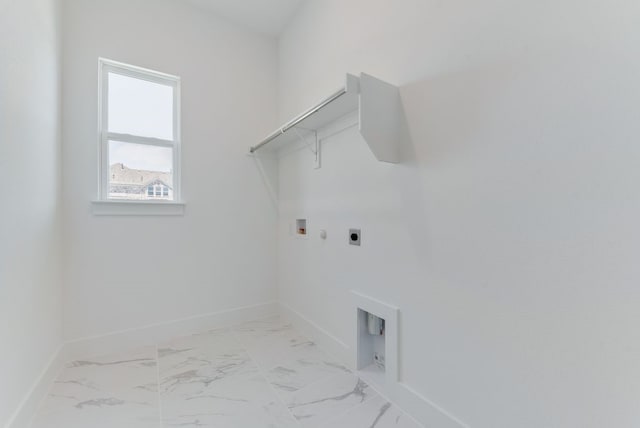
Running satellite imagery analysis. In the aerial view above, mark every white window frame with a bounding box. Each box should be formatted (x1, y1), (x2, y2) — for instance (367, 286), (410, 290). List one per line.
(97, 58), (182, 205)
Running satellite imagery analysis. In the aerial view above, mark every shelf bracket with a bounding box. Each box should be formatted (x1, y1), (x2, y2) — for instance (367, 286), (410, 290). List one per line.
(293, 127), (320, 169)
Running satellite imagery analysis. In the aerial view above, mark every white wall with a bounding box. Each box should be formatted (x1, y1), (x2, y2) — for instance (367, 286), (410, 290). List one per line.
(277, 1), (640, 427)
(0, 0), (63, 424)
(62, 0), (278, 340)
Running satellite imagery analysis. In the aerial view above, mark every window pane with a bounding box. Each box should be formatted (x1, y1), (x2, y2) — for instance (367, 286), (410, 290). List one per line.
(108, 72), (173, 140)
(108, 140), (173, 200)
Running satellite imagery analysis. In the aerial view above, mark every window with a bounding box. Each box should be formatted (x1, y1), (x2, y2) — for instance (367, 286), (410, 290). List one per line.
(146, 184), (169, 198)
(98, 58), (180, 202)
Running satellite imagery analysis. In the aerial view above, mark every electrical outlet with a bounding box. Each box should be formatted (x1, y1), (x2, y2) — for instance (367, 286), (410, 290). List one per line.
(349, 229), (361, 246)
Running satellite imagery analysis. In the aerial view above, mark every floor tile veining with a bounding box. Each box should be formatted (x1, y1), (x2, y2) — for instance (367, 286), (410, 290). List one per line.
(31, 347), (160, 428)
(31, 317), (422, 427)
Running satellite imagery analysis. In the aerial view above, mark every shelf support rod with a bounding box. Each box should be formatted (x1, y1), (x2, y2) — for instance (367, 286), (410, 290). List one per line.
(292, 128), (320, 169)
(249, 87), (347, 154)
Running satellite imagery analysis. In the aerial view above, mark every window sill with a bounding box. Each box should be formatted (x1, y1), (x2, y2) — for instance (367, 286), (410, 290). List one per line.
(91, 200), (185, 216)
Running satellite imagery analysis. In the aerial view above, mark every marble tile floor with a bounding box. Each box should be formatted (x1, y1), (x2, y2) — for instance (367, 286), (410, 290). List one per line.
(31, 316), (422, 428)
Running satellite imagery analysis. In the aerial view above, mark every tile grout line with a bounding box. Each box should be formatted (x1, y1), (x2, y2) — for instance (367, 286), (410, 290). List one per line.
(232, 318), (378, 428)
(228, 323), (303, 427)
(278, 328), (385, 427)
(264, 349), (353, 399)
(30, 317), (396, 428)
(285, 318), (425, 428)
(241, 322), (352, 399)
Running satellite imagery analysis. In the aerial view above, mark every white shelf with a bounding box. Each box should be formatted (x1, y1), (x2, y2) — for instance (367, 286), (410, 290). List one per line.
(250, 73), (403, 164)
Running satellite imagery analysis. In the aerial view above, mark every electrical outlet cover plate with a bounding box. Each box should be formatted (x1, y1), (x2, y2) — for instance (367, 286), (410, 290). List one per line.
(349, 229), (361, 246)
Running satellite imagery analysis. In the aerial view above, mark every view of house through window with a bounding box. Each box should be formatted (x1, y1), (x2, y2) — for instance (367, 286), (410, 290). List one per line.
(99, 59), (180, 202)
(108, 140), (173, 200)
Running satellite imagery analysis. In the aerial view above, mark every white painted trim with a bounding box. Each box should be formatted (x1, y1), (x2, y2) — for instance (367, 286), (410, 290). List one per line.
(352, 291), (399, 382)
(4, 345), (66, 428)
(91, 200), (186, 216)
(6, 301), (279, 427)
(97, 58), (182, 206)
(278, 302), (469, 428)
(64, 301), (278, 361)
(98, 58), (180, 82)
(106, 133), (174, 147)
(279, 302), (352, 367)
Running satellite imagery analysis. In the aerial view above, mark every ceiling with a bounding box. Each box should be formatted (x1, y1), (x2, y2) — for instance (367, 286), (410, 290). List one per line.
(184, 0), (306, 36)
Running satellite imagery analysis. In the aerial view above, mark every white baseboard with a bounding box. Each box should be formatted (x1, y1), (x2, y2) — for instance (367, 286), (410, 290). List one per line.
(6, 301), (278, 427)
(279, 302), (352, 368)
(4, 345), (66, 428)
(278, 302), (469, 428)
(64, 301), (278, 361)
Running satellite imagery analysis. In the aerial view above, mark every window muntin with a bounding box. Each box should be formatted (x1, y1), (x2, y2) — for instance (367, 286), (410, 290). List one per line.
(99, 59), (180, 202)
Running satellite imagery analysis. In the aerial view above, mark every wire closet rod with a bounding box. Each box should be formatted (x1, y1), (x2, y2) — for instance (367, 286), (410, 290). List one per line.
(249, 87), (348, 153)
